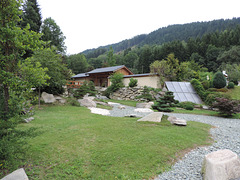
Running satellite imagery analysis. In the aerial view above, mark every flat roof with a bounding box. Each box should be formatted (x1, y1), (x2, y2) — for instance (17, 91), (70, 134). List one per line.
(123, 73), (158, 78)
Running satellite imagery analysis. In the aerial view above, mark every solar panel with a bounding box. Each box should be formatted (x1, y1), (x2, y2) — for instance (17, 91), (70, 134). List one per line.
(165, 81), (203, 104)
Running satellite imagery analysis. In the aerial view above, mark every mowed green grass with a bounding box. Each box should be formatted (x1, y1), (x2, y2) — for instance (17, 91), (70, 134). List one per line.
(17, 105), (211, 179)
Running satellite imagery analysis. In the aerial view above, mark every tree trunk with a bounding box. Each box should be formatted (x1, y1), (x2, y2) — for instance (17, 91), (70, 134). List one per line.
(3, 84), (9, 120)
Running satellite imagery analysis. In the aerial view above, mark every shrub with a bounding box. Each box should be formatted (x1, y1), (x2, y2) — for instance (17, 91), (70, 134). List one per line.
(191, 79), (207, 101)
(213, 97), (240, 117)
(136, 86), (154, 101)
(103, 73), (124, 98)
(227, 82), (235, 89)
(201, 80), (210, 90)
(66, 97), (80, 106)
(179, 101), (195, 110)
(205, 93), (231, 106)
(152, 91), (175, 112)
(208, 88), (217, 92)
(216, 88), (228, 92)
(212, 72), (226, 89)
(128, 78), (138, 87)
(73, 81), (96, 99)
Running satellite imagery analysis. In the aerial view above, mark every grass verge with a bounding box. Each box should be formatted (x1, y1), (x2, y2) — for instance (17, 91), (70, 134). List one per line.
(1, 105), (212, 179)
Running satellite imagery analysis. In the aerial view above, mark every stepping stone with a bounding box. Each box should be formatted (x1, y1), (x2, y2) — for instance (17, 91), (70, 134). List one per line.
(202, 149), (240, 180)
(168, 116), (187, 126)
(137, 112), (163, 122)
(1, 168), (28, 180)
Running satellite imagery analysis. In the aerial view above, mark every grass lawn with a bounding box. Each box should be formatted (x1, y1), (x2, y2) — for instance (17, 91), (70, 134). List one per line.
(3, 105), (212, 179)
(225, 86), (240, 100)
(171, 107), (219, 116)
(107, 99), (139, 107)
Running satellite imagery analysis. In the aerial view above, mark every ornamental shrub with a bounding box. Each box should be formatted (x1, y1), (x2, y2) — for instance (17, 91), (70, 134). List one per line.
(227, 82), (235, 89)
(191, 79), (207, 101)
(152, 91), (176, 112)
(136, 86), (154, 101)
(213, 97), (240, 117)
(212, 72), (226, 89)
(128, 78), (138, 87)
(179, 101), (195, 110)
(103, 73), (124, 98)
(73, 81), (96, 99)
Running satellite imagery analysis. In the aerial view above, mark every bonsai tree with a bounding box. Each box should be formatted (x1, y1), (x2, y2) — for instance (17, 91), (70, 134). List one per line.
(213, 72), (226, 89)
(152, 91), (177, 112)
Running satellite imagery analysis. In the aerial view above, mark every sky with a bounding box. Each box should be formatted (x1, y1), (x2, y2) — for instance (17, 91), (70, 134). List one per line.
(37, 0), (240, 55)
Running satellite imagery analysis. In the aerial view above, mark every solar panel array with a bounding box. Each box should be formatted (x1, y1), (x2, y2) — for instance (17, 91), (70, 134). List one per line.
(165, 81), (203, 104)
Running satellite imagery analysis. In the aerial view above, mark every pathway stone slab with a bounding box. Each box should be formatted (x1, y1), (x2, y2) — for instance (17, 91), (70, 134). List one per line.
(1, 168), (28, 180)
(137, 112), (163, 122)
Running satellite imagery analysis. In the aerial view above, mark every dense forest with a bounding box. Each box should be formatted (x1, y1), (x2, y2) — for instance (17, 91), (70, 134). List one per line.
(66, 18), (240, 76)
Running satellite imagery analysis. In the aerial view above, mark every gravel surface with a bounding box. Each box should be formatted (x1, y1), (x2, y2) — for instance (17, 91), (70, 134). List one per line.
(155, 113), (240, 180)
(89, 103), (240, 179)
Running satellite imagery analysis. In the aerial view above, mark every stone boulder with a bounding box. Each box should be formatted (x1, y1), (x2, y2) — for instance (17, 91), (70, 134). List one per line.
(202, 149), (240, 180)
(41, 92), (56, 103)
(55, 96), (66, 104)
(168, 116), (187, 126)
(136, 102), (154, 108)
(1, 168), (28, 180)
(137, 112), (163, 122)
(78, 98), (96, 108)
(24, 117), (34, 123)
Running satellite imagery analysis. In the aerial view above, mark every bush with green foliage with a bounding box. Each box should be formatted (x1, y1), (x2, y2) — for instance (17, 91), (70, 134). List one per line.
(66, 97), (80, 106)
(179, 101), (195, 110)
(136, 86), (154, 101)
(213, 97), (240, 117)
(103, 73), (124, 98)
(205, 92), (231, 106)
(73, 81), (96, 99)
(201, 80), (210, 90)
(213, 72), (226, 89)
(152, 91), (177, 112)
(191, 79), (207, 101)
(128, 78), (138, 87)
(0, 117), (37, 171)
(227, 82), (235, 89)
(216, 88), (228, 92)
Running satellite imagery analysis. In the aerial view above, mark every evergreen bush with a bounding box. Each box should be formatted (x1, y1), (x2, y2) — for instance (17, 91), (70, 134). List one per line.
(136, 86), (154, 101)
(152, 91), (176, 112)
(212, 72), (226, 89)
(128, 78), (138, 87)
(103, 73), (124, 98)
(191, 79), (207, 101)
(179, 101), (195, 110)
(227, 82), (235, 89)
(73, 81), (96, 99)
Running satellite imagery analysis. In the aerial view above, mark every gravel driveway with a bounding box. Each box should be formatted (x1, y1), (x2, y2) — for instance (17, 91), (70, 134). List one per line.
(155, 113), (240, 180)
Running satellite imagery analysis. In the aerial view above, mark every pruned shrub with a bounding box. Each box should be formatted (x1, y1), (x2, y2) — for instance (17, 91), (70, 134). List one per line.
(191, 79), (207, 101)
(137, 86), (154, 101)
(103, 73), (124, 98)
(73, 81), (96, 99)
(216, 88), (228, 92)
(227, 82), (235, 89)
(205, 92), (230, 106)
(179, 101), (195, 110)
(213, 72), (226, 89)
(213, 97), (240, 117)
(152, 91), (176, 112)
(208, 88), (217, 92)
(128, 78), (138, 87)
(201, 80), (210, 90)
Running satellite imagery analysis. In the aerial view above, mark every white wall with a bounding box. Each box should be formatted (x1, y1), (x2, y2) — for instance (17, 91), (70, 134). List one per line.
(122, 75), (160, 88)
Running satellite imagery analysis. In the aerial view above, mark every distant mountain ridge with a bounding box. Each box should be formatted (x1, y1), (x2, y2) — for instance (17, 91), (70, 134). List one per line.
(82, 17), (240, 55)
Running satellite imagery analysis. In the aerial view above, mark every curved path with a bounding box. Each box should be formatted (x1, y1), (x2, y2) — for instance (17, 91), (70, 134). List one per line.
(156, 113), (240, 180)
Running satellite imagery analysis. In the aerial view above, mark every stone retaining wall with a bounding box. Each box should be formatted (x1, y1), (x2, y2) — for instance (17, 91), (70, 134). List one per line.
(109, 87), (164, 101)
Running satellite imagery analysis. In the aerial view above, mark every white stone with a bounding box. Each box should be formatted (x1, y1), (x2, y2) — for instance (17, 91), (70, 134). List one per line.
(88, 107), (110, 116)
(1, 168), (28, 180)
(202, 149), (240, 180)
(136, 102), (154, 108)
(78, 98), (96, 107)
(134, 108), (153, 113)
(24, 117), (34, 123)
(167, 116), (187, 126)
(118, 105), (126, 109)
(137, 112), (163, 122)
(41, 92), (56, 103)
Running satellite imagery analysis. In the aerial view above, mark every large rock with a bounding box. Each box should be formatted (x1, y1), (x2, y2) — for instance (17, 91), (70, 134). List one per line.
(1, 168), (28, 180)
(202, 149), (240, 180)
(55, 96), (66, 104)
(168, 116), (187, 126)
(136, 102), (154, 108)
(78, 98), (96, 107)
(137, 112), (163, 122)
(41, 92), (56, 103)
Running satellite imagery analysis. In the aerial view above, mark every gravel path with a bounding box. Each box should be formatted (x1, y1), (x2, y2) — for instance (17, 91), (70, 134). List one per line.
(155, 113), (240, 180)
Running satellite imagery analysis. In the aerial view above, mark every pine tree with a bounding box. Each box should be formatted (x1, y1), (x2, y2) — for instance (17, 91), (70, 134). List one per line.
(152, 91), (176, 112)
(21, 0), (42, 32)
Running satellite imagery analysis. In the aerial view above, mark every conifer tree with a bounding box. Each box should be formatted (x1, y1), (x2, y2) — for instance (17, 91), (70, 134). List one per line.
(21, 0), (42, 32)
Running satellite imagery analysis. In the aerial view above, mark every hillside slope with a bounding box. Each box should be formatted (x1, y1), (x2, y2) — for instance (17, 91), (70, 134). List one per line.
(82, 17), (240, 55)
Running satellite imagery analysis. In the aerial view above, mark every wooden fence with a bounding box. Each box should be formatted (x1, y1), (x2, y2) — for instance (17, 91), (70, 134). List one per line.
(66, 81), (83, 88)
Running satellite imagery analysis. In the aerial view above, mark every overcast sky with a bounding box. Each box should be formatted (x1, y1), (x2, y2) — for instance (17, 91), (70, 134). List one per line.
(38, 0), (240, 55)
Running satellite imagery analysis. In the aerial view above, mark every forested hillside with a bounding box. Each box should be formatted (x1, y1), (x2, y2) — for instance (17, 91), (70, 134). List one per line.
(82, 18), (240, 55)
